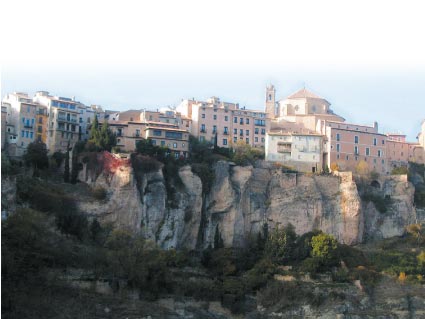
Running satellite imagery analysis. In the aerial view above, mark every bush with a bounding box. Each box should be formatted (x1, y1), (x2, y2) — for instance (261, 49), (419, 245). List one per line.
(265, 224), (297, 264)
(91, 186), (107, 200)
(311, 233), (338, 263)
(392, 166), (408, 175)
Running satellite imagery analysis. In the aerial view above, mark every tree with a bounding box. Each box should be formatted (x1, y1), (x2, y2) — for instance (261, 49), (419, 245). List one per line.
(88, 117), (117, 152)
(24, 141), (49, 174)
(64, 141), (70, 183)
(311, 233), (338, 263)
(265, 224), (297, 263)
(355, 160), (370, 176)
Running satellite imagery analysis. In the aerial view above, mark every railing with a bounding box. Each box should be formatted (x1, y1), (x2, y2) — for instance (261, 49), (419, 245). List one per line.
(200, 129), (207, 133)
(133, 133), (141, 137)
(58, 117), (77, 123)
(24, 125), (33, 129)
(223, 131), (229, 135)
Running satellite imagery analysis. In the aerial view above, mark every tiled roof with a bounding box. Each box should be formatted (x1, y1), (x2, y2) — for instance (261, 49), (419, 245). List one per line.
(287, 88), (324, 100)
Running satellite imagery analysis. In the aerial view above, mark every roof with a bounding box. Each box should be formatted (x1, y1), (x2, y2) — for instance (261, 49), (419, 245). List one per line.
(287, 88), (326, 100)
(145, 126), (189, 133)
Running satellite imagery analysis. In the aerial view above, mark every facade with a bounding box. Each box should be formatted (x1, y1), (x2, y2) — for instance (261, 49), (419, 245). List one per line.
(418, 120), (425, 149)
(2, 93), (38, 156)
(265, 131), (323, 172)
(145, 125), (190, 158)
(35, 105), (48, 143)
(33, 91), (80, 152)
(176, 96), (270, 148)
(322, 121), (389, 174)
(1, 103), (7, 150)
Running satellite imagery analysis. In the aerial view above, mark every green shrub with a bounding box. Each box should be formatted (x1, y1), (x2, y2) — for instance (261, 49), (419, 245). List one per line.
(311, 233), (338, 263)
(391, 166), (408, 175)
(362, 193), (391, 213)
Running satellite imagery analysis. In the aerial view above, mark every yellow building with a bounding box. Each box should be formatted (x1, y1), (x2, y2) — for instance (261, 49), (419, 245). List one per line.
(35, 105), (48, 143)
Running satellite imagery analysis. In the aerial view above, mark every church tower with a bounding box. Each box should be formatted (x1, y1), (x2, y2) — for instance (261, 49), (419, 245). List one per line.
(265, 84), (276, 118)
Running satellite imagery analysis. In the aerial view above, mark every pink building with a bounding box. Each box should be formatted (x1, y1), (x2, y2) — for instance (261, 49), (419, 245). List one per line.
(322, 121), (389, 174)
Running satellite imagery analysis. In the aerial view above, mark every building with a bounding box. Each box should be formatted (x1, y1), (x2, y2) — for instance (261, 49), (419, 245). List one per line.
(79, 104), (106, 141)
(33, 91), (80, 153)
(265, 131), (323, 172)
(109, 119), (190, 157)
(1, 103), (7, 150)
(2, 93), (38, 157)
(176, 96), (270, 148)
(35, 105), (48, 143)
(418, 120), (425, 149)
(275, 88), (345, 133)
(322, 121), (389, 174)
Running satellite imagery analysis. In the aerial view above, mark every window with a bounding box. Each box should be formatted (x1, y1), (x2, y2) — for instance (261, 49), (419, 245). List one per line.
(261, 137), (265, 142)
(38, 126), (42, 133)
(240, 129), (243, 136)
(382, 159), (385, 164)
(337, 154), (340, 159)
(261, 128), (266, 135)
(254, 119), (266, 126)
(233, 128), (237, 134)
(161, 140), (165, 146)
(234, 117), (237, 123)
(255, 128), (259, 134)
(336, 133), (340, 141)
(21, 130), (24, 137)
(153, 130), (162, 136)
(246, 118), (250, 124)
(255, 137), (258, 142)
(135, 129), (140, 137)
(200, 124), (206, 133)
(336, 144), (340, 152)
(151, 139), (156, 145)
(79, 117), (82, 123)
(223, 139), (228, 145)
(224, 127), (228, 134)
(354, 146), (359, 155)
(354, 136), (359, 144)
(373, 138), (377, 146)
(27, 106), (30, 113)
(213, 115), (217, 120)
(240, 118), (243, 124)
(200, 136), (205, 142)
(212, 125), (217, 133)
(246, 138), (249, 144)
(246, 130), (249, 136)
(366, 147), (370, 156)
(225, 116), (228, 121)
(378, 150), (382, 157)
(233, 137), (237, 143)
(268, 94), (272, 101)
(165, 131), (183, 139)
(173, 143), (177, 148)
(38, 117), (43, 124)
(382, 140), (385, 145)
(25, 131), (29, 138)
(346, 155), (349, 160)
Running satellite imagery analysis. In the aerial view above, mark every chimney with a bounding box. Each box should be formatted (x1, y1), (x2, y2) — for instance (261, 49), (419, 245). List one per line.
(373, 121), (378, 131)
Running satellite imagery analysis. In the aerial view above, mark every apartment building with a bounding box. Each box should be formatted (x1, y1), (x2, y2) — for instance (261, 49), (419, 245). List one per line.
(322, 121), (389, 174)
(176, 96), (270, 148)
(265, 131), (323, 172)
(2, 93), (38, 156)
(33, 91), (80, 152)
(1, 104), (7, 150)
(35, 105), (48, 143)
(418, 120), (425, 149)
(386, 133), (424, 167)
(79, 104), (106, 141)
(109, 119), (189, 157)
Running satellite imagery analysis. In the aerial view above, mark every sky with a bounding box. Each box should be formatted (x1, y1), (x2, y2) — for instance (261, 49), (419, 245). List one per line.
(1, 0), (425, 141)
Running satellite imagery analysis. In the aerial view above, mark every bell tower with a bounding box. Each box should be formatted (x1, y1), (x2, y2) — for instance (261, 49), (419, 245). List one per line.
(265, 84), (276, 118)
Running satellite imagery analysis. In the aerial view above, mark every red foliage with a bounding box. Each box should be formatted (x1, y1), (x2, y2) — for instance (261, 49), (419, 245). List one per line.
(101, 151), (130, 175)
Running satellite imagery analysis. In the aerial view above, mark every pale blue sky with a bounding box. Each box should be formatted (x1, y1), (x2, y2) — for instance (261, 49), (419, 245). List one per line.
(1, 1), (424, 141)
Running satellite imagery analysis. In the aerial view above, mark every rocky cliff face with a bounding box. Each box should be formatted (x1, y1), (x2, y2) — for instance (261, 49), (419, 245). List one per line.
(78, 157), (421, 249)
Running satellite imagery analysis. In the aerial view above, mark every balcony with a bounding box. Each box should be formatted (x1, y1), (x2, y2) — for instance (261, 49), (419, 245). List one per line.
(24, 124), (33, 129)
(223, 131), (229, 135)
(200, 129), (207, 133)
(57, 116), (77, 123)
(133, 133), (141, 137)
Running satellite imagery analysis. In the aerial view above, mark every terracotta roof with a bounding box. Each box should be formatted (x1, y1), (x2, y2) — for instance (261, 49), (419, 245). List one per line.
(287, 88), (325, 100)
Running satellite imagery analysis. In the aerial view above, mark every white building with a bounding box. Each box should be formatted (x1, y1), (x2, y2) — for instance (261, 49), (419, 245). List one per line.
(265, 131), (323, 173)
(2, 93), (38, 156)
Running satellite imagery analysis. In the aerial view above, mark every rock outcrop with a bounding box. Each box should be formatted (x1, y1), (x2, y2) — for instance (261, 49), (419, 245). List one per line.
(78, 155), (421, 249)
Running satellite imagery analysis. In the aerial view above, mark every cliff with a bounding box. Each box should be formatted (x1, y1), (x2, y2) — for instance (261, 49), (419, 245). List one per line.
(77, 155), (421, 249)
